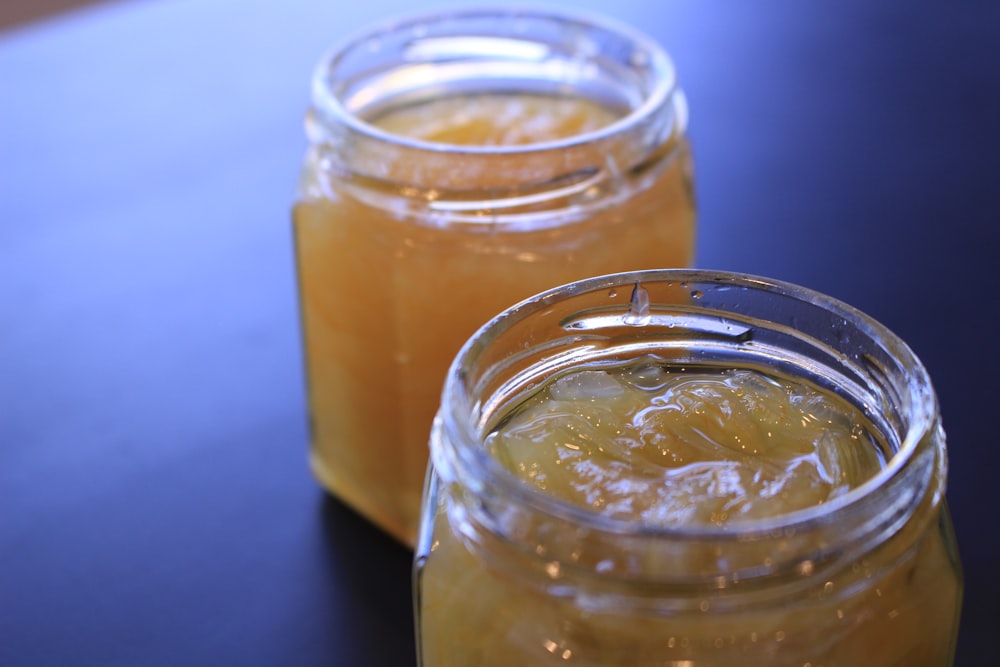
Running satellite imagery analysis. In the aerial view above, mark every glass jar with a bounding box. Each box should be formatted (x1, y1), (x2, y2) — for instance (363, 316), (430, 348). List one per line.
(416, 269), (962, 667)
(293, 8), (695, 544)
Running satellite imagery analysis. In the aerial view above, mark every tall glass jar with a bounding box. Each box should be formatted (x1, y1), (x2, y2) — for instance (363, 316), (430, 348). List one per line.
(293, 8), (695, 544)
(416, 269), (962, 666)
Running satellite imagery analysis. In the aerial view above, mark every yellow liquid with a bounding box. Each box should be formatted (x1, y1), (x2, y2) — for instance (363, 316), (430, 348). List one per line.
(294, 94), (696, 544)
(418, 362), (962, 666)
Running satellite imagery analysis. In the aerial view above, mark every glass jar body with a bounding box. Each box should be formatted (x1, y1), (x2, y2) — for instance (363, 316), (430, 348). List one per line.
(293, 9), (696, 544)
(415, 270), (962, 667)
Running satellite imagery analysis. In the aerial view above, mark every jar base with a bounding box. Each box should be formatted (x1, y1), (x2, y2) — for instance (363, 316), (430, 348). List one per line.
(310, 450), (420, 548)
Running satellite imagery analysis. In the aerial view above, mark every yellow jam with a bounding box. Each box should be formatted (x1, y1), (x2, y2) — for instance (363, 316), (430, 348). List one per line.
(486, 364), (886, 524)
(373, 94), (619, 145)
(294, 93), (696, 544)
(417, 361), (962, 666)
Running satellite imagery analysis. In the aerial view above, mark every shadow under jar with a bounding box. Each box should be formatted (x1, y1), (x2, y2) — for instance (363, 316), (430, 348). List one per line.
(416, 269), (962, 667)
(293, 8), (696, 545)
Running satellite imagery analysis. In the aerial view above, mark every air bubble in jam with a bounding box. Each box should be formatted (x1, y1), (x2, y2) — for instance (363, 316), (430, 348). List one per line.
(625, 283), (651, 326)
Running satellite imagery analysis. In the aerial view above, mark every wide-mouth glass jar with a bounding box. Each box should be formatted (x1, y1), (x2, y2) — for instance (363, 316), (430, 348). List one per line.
(416, 269), (962, 666)
(293, 8), (695, 544)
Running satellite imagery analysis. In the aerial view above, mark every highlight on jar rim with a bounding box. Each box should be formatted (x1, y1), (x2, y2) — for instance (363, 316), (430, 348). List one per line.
(416, 268), (961, 667)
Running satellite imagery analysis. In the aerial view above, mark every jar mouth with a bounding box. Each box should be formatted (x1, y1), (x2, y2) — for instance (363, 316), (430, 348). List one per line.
(440, 269), (940, 543)
(310, 5), (681, 156)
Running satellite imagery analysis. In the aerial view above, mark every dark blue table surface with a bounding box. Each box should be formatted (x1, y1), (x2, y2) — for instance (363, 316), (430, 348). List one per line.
(2, 1), (998, 665)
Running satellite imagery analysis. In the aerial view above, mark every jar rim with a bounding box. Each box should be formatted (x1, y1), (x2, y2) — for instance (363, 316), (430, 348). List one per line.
(439, 268), (940, 542)
(310, 5), (681, 156)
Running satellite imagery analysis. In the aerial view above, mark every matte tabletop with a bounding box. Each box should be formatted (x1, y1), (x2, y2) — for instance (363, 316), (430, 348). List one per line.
(2, 1), (998, 665)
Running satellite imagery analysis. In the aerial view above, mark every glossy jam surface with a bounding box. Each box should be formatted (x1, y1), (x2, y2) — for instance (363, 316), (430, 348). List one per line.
(486, 363), (885, 525)
(294, 93), (695, 544)
(373, 94), (619, 145)
(417, 361), (962, 666)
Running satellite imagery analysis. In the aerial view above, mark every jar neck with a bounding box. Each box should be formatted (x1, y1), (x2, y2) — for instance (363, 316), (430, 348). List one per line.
(303, 7), (687, 207)
(430, 270), (946, 610)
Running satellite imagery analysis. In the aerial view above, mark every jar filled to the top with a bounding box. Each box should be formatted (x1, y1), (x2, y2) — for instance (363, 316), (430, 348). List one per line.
(416, 269), (962, 666)
(293, 7), (696, 544)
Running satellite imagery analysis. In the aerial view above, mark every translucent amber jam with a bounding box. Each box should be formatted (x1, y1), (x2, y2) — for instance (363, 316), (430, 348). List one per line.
(416, 270), (961, 666)
(486, 361), (887, 526)
(294, 93), (694, 544)
(418, 359), (960, 667)
(373, 94), (620, 146)
(419, 504), (959, 667)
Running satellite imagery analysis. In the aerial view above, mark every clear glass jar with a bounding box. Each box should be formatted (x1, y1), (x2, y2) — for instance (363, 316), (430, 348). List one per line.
(293, 8), (695, 544)
(416, 269), (962, 667)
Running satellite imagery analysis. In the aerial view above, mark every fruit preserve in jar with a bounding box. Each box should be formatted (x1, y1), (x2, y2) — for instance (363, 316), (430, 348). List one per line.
(416, 269), (962, 667)
(293, 8), (695, 544)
